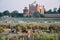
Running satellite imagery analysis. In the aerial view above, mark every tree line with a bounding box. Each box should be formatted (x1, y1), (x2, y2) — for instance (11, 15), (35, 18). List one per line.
(0, 7), (60, 18)
(0, 10), (23, 17)
(0, 10), (45, 18)
(45, 7), (60, 14)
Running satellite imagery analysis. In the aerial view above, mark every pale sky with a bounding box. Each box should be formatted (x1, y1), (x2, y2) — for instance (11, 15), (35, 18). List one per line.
(0, 0), (60, 13)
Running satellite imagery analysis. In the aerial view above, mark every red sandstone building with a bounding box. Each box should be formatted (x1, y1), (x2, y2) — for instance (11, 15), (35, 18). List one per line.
(23, 1), (45, 17)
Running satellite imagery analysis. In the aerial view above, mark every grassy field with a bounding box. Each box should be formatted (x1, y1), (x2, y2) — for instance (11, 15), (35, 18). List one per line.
(0, 18), (60, 22)
(0, 33), (59, 40)
(34, 33), (59, 40)
(0, 18), (60, 40)
(16, 18), (60, 22)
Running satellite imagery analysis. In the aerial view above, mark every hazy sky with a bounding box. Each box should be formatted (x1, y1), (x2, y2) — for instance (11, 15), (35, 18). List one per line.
(0, 0), (60, 13)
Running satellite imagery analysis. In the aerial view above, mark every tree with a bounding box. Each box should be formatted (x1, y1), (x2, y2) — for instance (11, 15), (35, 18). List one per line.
(11, 10), (19, 13)
(53, 8), (57, 13)
(11, 10), (23, 17)
(3, 10), (10, 16)
(47, 9), (52, 14)
(57, 7), (60, 13)
(0, 12), (3, 17)
(33, 11), (45, 18)
(11, 10), (19, 17)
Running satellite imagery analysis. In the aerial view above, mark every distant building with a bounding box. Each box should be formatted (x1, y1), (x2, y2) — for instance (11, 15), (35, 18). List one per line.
(29, 1), (45, 15)
(23, 1), (45, 17)
(23, 7), (29, 17)
(29, 4), (36, 15)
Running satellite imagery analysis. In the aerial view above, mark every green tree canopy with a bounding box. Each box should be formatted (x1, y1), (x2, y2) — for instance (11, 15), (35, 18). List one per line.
(57, 7), (60, 13)
(33, 11), (45, 18)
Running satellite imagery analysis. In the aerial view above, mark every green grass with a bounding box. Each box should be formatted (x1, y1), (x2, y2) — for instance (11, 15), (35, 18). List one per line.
(0, 18), (60, 22)
(34, 33), (59, 40)
(0, 34), (6, 40)
(0, 33), (59, 40)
